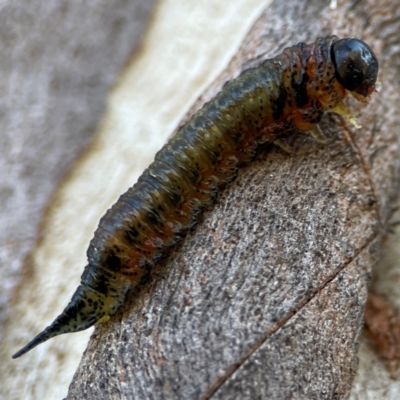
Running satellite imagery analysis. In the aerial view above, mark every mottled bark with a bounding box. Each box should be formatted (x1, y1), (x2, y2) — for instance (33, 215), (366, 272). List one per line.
(67, 0), (400, 399)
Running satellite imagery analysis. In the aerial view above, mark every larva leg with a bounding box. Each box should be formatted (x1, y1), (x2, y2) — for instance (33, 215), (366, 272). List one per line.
(309, 125), (327, 143)
(95, 314), (111, 325)
(331, 101), (362, 128)
(273, 138), (292, 153)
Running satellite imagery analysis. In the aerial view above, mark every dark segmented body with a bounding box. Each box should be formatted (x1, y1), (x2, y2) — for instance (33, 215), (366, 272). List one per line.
(13, 36), (379, 358)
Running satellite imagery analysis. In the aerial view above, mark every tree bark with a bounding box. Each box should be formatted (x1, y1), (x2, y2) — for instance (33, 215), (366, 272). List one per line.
(67, 0), (400, 398)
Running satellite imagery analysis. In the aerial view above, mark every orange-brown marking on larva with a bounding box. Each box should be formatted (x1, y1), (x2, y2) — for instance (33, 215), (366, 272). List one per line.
(12, 36), (379, 359)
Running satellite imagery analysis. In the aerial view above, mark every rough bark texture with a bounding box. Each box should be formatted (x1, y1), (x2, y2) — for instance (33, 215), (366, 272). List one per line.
(67, 0), (400, 399)
(0, 0), (154, 333)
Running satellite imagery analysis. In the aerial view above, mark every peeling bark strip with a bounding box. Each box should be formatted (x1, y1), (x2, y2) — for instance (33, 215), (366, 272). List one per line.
(66, 0), (400, 399)
(12, 35), (378, 359)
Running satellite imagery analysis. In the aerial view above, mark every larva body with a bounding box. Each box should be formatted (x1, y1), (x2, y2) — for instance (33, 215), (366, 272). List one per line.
(13, 36), (378, 358)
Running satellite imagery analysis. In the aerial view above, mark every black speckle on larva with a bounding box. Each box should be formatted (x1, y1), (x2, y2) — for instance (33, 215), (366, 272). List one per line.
(12, 35), (379, 360)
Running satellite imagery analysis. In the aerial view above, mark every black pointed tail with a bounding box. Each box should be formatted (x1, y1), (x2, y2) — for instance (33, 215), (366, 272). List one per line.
(12, 282), (128, 359)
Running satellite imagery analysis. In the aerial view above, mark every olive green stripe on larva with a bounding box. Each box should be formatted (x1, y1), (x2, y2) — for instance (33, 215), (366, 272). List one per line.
(12, 36), (379, 359)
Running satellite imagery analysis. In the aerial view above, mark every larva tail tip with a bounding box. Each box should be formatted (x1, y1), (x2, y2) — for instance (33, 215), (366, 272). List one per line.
(12, 345), (34, 359)
(12, 283), (129, 359)
(12, 285), (100, 359)
(12, 328), (52, 359)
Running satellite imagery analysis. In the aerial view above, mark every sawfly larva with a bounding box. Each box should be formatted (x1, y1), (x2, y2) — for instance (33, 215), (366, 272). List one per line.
(12, 36), (379, 359)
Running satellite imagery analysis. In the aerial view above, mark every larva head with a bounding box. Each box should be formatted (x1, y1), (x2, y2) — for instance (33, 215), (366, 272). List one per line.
(332, 38), (379, 98)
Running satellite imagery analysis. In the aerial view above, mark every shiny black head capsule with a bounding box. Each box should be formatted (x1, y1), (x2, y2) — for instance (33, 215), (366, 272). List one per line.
(332, 38), (379, 96)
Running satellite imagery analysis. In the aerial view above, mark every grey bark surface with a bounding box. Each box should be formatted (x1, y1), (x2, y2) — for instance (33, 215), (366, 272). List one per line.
(67, 0), (400, 399)
(0, 0), (155, 333)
